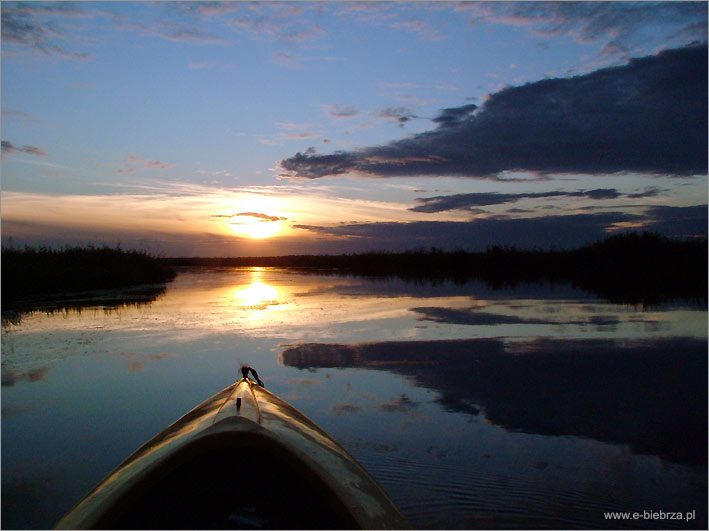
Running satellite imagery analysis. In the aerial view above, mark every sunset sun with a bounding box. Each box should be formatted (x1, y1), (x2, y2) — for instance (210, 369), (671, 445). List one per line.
(222, 210), (287, 239)
(230, 219), (283, 239)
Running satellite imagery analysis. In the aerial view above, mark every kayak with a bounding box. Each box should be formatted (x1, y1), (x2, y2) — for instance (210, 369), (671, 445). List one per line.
(56, 367), (410, 529)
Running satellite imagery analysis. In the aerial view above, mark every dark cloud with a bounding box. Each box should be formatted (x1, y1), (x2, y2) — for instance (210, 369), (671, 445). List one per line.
(410, 189), (622, 213)
(1, 141), (47, 157)
(282, 149), (361, 179)
(584, 189), (621, 200)
(627, 187), (661, 199)
(293, 206), (707, 251)
(280, 43), (708, 180)
(432, 104), (478, 128)
(643, 204), (707, 238)
(293, 212), (638, 251)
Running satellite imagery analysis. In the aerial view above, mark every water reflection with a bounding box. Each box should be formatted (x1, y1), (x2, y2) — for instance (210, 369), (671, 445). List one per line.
(1, 284), (168, 328)
(233, 280), (279, 308)
(1, 366), (51, 386)
(232, 269), (282, 311)
(2, 268), (706, 529)
(281, 337), (708, 467)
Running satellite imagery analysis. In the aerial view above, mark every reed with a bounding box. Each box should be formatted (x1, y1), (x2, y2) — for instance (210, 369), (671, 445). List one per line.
(2, 245), (176, 305)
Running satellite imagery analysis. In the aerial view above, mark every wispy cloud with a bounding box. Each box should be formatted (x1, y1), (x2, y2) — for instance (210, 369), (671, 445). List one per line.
(229, 17), (324, 43)
(1, 108), (47, 125)
(271, 51), (306, 69)
(1, 2), (95, 60)
(323, 104), (360, 119)
(197, 169), (233, 178)
(336, 2), (443, 42)
(389, 19), (443, 41)
(212, 212), (287, 222)
(283, 132), (320, 140)
(280, 43), (708, 180)
(220, 2), (324, 43)
(1, 140), (47, 157)
(187, 60), (236, 71)
(113, 155), (176, 174)
(260, 121), (321, 143)
(118, 20), (227, 45)
(456, 1), (708, 59)
(181, 1), (244, 18)
(377, 106), (419, 127)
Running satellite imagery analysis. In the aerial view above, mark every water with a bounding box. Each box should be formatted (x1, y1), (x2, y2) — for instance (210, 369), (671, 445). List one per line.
(2, 267), (706, 529)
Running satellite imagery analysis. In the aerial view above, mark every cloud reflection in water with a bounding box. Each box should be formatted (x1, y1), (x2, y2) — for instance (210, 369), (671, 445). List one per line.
(282, 337), (707, 467)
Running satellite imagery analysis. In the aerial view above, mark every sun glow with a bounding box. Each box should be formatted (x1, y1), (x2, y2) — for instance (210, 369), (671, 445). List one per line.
(229, 219), (283, 239)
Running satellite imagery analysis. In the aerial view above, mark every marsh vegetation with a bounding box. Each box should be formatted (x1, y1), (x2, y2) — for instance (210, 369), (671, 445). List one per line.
(2, 245), (176, 309)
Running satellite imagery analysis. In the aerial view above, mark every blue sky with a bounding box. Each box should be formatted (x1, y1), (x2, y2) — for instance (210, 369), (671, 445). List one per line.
(2, 1), (707, 255)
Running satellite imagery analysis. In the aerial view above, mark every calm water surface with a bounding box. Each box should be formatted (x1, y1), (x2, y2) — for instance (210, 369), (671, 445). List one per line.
(2, 268), (707, 529)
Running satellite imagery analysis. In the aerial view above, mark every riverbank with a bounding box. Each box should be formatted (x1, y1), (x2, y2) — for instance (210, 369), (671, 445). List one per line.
(3, 233), (705, 309)
(2, 246), (176, 308)
(165, 232), (707, 306)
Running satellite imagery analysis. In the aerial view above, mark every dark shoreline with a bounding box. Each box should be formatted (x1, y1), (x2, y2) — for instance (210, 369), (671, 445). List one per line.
(2, 233), (706, 311)
(1, 246), (176, 310)
(165, 232), (707, 307)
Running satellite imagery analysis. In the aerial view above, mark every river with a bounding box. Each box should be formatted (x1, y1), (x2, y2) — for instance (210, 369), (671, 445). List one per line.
(2, 267), (706, 529)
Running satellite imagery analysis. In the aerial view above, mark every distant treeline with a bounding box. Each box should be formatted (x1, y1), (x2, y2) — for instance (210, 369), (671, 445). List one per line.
(2, 245), (176, 307)
(166, 232), (707, 306)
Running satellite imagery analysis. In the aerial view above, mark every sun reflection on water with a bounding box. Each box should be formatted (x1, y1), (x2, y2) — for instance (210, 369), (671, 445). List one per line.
(233, 280), (280, 309)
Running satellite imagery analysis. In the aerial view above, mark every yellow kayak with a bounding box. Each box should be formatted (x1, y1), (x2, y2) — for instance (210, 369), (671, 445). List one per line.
(56, 367), (409, 529)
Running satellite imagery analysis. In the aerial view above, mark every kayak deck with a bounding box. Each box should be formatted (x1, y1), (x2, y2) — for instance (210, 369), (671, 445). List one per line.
(56, 377), (409, 529)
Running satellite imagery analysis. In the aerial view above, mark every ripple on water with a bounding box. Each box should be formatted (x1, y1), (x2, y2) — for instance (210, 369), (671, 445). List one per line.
(356, 450), (662, 529)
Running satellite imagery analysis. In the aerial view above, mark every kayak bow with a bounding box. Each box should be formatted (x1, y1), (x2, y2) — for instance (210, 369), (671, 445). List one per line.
(56, 370), (409, 529)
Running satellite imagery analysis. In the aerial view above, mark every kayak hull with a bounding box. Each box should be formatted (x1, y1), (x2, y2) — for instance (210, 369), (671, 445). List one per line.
(56, 378), (409, 529)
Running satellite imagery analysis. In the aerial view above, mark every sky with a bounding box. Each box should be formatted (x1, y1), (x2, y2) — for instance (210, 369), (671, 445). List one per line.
(2, 1), (707, 256)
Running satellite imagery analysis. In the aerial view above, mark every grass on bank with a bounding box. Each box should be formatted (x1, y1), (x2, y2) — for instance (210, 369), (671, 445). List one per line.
(2, 245), (176, 305)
